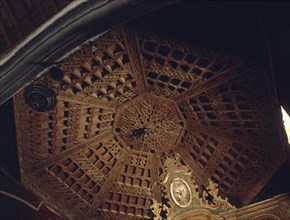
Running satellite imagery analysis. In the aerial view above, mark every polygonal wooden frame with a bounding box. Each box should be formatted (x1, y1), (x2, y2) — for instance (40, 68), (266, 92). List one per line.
(113, 93), (186, 154)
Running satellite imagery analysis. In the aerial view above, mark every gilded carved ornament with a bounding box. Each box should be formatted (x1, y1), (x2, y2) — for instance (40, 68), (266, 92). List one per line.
(150, 153), (236, 220)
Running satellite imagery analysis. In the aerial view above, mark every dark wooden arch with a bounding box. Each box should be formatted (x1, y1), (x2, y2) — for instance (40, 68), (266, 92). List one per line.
(0, 0), (173, 105)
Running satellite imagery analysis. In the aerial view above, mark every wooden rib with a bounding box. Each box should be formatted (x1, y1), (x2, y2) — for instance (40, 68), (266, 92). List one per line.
(186, 120), (275, 153)
(150, 154), (162, 203)
(0, 20), (11, 46)
(173, 62), (256, 103)
(121, 26), (147, 94)
(18, 1), (33, 29)
(2, 0), (22, 38)
(28, 130), (114, 173)
(57, 92), (116, 110)
(52, 0), (61, 10)
(49, 0), (59, 13)
(88, 149), (128, 217)
(34, 0), (47, 20)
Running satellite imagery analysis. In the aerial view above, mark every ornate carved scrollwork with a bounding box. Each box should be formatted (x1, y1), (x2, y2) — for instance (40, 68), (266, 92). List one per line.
(150, 153), (236, 220)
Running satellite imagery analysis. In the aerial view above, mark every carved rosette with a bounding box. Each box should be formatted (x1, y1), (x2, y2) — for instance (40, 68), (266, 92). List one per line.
(114, 93), (185, 153)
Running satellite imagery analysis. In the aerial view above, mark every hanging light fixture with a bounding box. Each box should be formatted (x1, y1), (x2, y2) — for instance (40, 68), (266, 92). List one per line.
(24, 84), (57, 112)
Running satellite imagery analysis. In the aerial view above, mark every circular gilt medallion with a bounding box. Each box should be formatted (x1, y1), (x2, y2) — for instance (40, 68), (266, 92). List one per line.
(170, 178), (192, 208)
(114, 93), (185, 153)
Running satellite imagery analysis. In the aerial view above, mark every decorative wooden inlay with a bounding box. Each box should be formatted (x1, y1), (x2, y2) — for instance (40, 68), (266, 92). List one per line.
(114, 93), (185, 153)
(13, 25), (287, 219)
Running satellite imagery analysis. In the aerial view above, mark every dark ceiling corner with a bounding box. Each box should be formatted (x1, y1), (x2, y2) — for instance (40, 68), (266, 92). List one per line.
(129, 1), (290, 113)
(0, 98), (20, 181)
(0, 171), (63, 219)
(252, 161), (290, 203)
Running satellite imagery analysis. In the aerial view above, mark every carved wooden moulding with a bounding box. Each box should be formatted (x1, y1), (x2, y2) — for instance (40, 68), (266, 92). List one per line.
(14, 25), (288, 219)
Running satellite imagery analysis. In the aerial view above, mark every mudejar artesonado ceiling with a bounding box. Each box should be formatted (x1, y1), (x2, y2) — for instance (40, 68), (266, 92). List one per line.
(13, 25), (288, 219)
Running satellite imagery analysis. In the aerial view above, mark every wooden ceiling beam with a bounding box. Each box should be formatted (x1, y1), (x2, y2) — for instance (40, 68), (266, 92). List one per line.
(34, 0), (47, 19)
(173, 62), (256, 103)
(57, 92), (116, 110)
(150, 154), (162, 203)
(49, 0), (59, 13)
(121, 27), (148, 94)
(0, 20), (11, 46)
(2, 0), (22, 38)
(28, 130), (113, 173)
(185, 120), (276, 153)
(18, 0), (33, 30)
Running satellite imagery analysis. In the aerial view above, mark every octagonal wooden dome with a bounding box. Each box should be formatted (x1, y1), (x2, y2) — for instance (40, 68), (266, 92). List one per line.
(14, 26), (287, 219)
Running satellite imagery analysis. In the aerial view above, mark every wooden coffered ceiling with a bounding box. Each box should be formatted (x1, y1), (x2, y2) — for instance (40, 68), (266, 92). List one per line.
(13, 25), (288, 219)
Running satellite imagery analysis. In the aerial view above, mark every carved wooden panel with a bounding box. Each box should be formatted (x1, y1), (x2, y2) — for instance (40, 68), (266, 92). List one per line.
(95, 152), (153, 219)
(14, 26), (287, 219)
